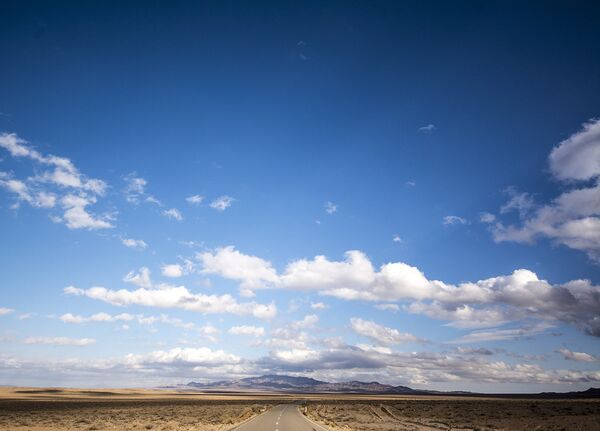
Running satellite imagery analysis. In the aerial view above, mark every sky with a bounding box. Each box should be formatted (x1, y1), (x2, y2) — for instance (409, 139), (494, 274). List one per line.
(0, 1), (599, 392)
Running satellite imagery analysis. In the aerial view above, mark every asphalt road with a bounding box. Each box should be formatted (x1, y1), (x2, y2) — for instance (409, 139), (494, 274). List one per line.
(232, 403), (330, 431)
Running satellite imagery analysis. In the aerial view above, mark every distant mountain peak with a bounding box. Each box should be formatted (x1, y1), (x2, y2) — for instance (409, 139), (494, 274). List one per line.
(186, 374), (420, 394)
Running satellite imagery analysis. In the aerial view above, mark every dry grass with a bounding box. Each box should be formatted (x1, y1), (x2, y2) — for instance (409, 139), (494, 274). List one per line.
(1, 387), (599, 430)
(0, 388), (278, 431)
(304, 399), (600, 431)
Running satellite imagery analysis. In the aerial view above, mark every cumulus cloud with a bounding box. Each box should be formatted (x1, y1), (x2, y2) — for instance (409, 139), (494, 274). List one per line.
(64, 283), (277, 320)
(209, 195), (234, 211)
(0, 308), (14, 316)
(197, 247), (600, 336)
(121, 238), (148, 249)
(557, 348), (597, 362)
(186, 194), (204, 205)
(392, 234), (402, 243)
(350, 318), (419, 345)
(198, 246), (278, 296)
(2, 339), (600, 388)
(24, 337), (95, 346)
(124, 347), (241, 368)
(58, 194), (113, 230)
(485, 118), (600, 261)
(162, 208), (183, 221)
(549, 118), (600, 181)
(310, 302), (328, 310)
(0, 133), (111, 230)
(229, 325), (265, 337)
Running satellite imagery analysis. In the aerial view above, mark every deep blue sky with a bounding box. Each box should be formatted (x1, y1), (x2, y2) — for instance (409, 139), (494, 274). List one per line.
(0, 1), (599, 391)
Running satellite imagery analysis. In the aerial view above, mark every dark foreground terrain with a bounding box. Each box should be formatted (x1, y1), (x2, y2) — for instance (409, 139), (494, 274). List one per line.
(0, 387), (599, 430)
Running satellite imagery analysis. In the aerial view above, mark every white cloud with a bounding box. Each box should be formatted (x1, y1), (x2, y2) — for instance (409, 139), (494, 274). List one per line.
(557, 348), (597, 362)
(449, 323), (553, 344)
(480, 212), (496, 223)
(0, 133), (110, 230)
(59, 194), (113, 230)
(24, 337), (95, 346)
(123, 267), (152, 289)
(123, 173), (161, 206)
(443, 215), (468, 225)
(350, 318), (419, 345)
(186, 194), (204, 205)
(209, 195), (234, 211)
(324, 201), (337, 214)
(59, 312), (134, 324)
(64, 284), (277, 320)
(486, 119), (600, 261)
(121, 238), (148, 249)
(125, 347), (241, 367)
(161, 264), (183, 278)
(500, 187), (535, 218)
(310, 302), (328, 310)
(291, 314), (319, 330)
(549, 118), (600, 181)
(374, 303), (400, 312)
(407, 302), (512, 329)
(418, 124), (436, 133)
(198, 247), (600, 336)
(198, 246), (278, 295)
(392, 234), (402, 243)
(229, 325), (265, 337)
(0, 308), (14, 316)
(162, 208), (183, 221)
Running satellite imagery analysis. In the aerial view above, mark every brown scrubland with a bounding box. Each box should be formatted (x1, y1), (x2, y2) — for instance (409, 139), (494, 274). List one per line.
(0, 387), (599, 431)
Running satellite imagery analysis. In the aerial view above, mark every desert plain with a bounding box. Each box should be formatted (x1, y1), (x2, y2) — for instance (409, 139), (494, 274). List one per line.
(0, 387), (599, 431)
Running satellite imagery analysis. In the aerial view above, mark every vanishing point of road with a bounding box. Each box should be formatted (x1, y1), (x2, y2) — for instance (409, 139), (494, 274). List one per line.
(232, 403), (330, 431)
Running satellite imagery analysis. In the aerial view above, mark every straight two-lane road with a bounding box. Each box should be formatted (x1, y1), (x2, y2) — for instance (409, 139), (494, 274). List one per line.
(232, 404), (330, 431)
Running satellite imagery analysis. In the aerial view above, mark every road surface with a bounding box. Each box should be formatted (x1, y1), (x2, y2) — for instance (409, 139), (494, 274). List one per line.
(232, 403), (330, 431)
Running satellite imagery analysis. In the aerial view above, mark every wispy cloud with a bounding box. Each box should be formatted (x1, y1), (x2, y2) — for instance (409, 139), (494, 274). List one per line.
(24, 336), (96, 346)
(209, 195), (234, 211)
(121, 237), (148, 249)
(324, 201), (337, 214)
(186, 194), (204, 205)
(556, 348), (597, 362)
(162, 208), (183, 221)
(418, 124), (436, 133)
(0, 307), (14, 316)
(229, 325), (265, 337)
(443, 215), (468, 225)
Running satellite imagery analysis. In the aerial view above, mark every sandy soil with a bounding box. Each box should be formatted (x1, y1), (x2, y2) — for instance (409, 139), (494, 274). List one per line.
(304, 399), (600, 431)
(1, 387), (599, 431)
(0, 388), (278, 431)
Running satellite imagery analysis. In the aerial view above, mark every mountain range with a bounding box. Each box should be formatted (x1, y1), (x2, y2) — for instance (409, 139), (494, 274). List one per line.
(183, 374), (600, 397)
(187, 374), (437, 394)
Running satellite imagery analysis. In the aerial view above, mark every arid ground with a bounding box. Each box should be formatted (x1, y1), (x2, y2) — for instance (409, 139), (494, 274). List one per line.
(0, 387), (599, 431)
